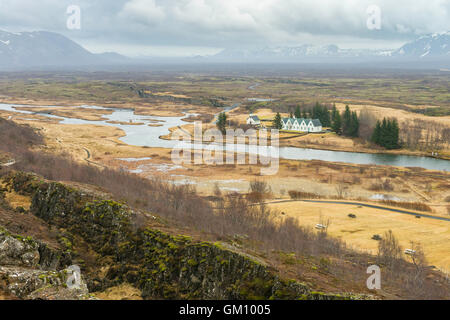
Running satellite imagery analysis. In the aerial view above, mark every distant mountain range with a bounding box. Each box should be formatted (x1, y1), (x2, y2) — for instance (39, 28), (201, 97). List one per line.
(0, 29), (448, 70)
(0, 30), (128, 69)
(213, 45), (383, 61)
(212, 32), (450, 62)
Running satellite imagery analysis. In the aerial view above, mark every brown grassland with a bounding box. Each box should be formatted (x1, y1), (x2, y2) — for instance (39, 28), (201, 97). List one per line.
(0, 73), (449, 292)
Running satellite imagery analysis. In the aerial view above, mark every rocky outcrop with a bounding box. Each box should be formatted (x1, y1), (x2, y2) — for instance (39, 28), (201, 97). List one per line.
(0, 228), (40, 268)
(0, 266), (90, 300)
(0, 226), (71, 271)
(0, 226), (89, 300)
(3, 172), (359, 300)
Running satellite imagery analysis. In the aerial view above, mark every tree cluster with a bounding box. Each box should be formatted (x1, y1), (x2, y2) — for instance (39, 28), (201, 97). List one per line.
(331, 105), (359, 138)
(371, 118), (400, 149)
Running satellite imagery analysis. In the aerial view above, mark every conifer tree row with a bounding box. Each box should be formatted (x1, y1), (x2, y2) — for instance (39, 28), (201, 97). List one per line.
(371, 118), (400, 149)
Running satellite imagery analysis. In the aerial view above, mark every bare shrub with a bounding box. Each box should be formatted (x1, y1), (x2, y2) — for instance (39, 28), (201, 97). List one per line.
(247, 180), (271, 203)
(182, 113), (214, 123)
(380, 200), (432, 213)
(369, 178), (394, 192)
(404, 242), (428, 296)
(0, 118), (44, 153)
(335, 183), (348, 199)
(377, 230), (402, 270)
(288, 190), (321, 200)
(358, 108), (378, 141)
(402, 118), (450, 152)
(228, 119), (253, 131)
(213, 182), (222, 197)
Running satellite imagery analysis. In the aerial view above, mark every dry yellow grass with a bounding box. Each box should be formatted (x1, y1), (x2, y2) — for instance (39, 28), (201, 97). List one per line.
(93, 284), (142, 300)
(14, 106), (113, 121)
(335, 103), (450, 126)
(268, 201), (450, 271)
(1, 184), (31, 210)
(146, 91), (191, 99)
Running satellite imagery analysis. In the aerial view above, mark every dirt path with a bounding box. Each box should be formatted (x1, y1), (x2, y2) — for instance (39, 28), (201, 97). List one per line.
(82, 147), (106, 168)
(399, 178), (431, 202)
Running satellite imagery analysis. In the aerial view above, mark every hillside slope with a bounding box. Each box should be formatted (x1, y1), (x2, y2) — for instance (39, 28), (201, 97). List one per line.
(0, 171), (367, 300)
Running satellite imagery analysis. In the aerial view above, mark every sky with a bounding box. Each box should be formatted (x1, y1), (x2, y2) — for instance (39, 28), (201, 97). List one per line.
(0, 0), (449, 57)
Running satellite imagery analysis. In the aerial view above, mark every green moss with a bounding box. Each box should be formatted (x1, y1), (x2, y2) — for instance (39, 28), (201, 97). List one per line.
(159, 263), (167, 272)
(58, 236), (73, 250)
(187, 259), (198, 267)
(279, 252), (298, 265)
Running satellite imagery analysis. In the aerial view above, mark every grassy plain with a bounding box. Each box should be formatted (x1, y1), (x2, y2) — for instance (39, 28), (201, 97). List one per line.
(268, 200), (450, 271)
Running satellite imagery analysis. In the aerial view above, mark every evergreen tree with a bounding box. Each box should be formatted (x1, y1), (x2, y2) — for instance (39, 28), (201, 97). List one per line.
(273, 112), (283, 130)
(380, 118), (388, 147)
(332, 109), (342, 134)
(216, 112), (227, 134)
(391, 119), (400, 149)
(350, 111), (359, 137)
(371, 120), (382, 145)
(342, 105), (352, 136)
(323, 108), (331, 127)
(294, 105), (302, 119)
(311, 102), (331, 127)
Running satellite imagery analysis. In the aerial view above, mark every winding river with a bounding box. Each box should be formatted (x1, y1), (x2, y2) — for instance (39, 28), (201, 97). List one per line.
(1, 103), (449, 172)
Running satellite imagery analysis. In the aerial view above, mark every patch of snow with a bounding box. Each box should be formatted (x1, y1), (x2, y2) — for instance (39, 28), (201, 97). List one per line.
(421, 50), (430, 58)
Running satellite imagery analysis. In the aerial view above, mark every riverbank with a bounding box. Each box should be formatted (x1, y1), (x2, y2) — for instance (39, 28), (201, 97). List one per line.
(227, 106), (450, 160)
(160, 121), (450, 162)
(2, 98), (449, 161)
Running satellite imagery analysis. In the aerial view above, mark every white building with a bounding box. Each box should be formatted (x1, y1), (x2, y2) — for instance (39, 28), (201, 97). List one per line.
(281, 118), (322, 133)
(247, 115), (261, 126)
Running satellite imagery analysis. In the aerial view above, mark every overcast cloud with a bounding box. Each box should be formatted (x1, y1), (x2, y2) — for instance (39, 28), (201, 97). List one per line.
(0, 0), (449, 56)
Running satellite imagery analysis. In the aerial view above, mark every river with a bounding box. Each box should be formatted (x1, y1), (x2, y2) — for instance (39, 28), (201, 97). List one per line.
(1, 103), (448, 172)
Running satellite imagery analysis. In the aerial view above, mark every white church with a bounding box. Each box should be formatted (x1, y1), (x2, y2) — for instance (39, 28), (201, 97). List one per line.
(246, 114), (323, 132)
(281, 117), (323, 132)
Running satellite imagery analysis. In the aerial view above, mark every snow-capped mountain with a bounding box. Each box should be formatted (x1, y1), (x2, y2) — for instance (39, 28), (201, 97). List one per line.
(213, 44), (390, 62)
(0, 30), (127, 69)
(212, 32), (450, 63)
(393, 32), (450, 58)
(216, 44), (340, 59)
